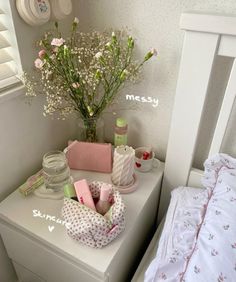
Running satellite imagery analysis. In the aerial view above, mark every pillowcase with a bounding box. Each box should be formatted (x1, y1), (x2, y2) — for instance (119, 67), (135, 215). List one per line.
(182, 154), (236, 282)
(202, 153), (236, 190)
(145, 153), (236, 282)
(145, 186), (208, 282)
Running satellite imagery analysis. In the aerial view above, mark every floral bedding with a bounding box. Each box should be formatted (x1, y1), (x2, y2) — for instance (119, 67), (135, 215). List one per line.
(145, 154), (236, 282)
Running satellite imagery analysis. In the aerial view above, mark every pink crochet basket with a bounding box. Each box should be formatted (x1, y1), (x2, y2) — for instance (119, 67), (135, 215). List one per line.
(61, 181), (125, 248)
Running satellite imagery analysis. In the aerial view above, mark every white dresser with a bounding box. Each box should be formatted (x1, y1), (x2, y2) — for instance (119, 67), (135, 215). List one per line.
(0, 163), (164, 282)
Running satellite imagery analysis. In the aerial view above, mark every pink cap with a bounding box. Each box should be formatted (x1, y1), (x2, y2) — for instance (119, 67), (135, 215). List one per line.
(100, 184), (111, 201)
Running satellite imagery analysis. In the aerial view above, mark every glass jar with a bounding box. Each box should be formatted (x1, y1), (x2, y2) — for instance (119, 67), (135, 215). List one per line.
(42, 151), (71, 192)
(77, 117), (104, 143)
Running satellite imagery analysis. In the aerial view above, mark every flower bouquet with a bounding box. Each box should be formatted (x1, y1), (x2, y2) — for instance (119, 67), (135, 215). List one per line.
(23, 18), (157, 142)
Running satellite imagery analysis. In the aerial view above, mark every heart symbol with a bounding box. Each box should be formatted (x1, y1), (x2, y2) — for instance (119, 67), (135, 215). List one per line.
(135, 162), (141, 168)
(48, 226), (55, 232)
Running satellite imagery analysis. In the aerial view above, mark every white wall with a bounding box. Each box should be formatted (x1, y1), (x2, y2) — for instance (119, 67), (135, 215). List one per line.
(75, 0), (236, 165)
(0, 1), (77, 281)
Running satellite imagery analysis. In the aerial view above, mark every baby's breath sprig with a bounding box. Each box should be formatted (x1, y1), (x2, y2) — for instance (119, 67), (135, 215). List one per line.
(22, 18), (157, 120)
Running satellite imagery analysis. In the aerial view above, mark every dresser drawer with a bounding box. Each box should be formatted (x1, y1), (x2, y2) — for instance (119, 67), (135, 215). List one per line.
(12, 261), (46, 282)
(0, 223), (105, 282)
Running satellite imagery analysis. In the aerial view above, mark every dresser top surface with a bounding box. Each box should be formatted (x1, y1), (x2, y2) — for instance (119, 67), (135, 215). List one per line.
(0, 163), (164, 274)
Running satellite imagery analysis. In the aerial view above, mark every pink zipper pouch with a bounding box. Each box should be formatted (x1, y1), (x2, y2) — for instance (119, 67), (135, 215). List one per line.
(66, 141), (112, 173)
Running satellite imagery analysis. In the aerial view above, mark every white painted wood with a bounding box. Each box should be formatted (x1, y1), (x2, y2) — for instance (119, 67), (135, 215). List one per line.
(218, 35), (236, 58)
(180, 12), (236, 36)
(187, 168), (204, 188)
(209, 59), (236, 156)
(0, 165), (164, 282)
(1, 225), (103, 282)
(158, 31), (219, 221)
(12, 261), (46, 282)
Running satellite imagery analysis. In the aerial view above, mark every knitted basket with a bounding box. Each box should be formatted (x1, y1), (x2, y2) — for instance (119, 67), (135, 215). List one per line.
(61, 181), (125, 248)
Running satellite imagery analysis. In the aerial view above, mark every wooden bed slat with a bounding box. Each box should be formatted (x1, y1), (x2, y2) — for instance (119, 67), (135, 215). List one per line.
(209, 59), (236, 156)
(218, 35), (236, 58)
(180, 12), (236, 36)
(158, 31), (219, 222)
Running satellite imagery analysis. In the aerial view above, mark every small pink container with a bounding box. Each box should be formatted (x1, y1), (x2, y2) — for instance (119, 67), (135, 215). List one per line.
(96, 184), (112, 215)
(74, 179), (96, 211)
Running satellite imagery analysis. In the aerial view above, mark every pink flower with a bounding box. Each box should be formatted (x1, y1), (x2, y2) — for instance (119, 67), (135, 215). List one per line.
(51, 38), (65, 47)
(34, 58), (44, 69)
(38, 49), (46, 59)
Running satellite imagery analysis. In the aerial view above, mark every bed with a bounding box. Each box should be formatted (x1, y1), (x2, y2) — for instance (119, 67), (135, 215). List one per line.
(132, 12), (236, 282)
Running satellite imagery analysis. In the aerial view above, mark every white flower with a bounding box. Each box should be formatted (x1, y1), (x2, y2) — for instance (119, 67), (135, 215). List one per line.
(73, 17), (79, 24)
(120, 69), (129, 80)
(95, 52), (103, 59)
(34, 58), (44, 69)
(51, 38), (65, 47)
(112, 31), (115, 37)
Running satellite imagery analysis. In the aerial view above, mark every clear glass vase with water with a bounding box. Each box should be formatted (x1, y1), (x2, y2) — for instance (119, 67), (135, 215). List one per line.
(42, 151), (71, 192)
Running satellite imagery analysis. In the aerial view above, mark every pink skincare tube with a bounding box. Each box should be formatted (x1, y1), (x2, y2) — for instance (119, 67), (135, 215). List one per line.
(96, 184), (112, 215)
(74, 179), (96, 211)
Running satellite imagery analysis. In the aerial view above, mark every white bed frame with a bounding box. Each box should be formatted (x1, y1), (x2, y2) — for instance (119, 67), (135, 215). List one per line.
(132, 12), (236, 281)
(159, 12), (236, 221)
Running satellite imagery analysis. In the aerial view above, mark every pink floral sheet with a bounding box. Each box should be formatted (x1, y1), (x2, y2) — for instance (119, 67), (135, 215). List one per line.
(145, 154), (236, 282)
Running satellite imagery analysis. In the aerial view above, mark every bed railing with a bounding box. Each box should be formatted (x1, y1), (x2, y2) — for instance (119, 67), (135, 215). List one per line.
(158, 12), (236, 222)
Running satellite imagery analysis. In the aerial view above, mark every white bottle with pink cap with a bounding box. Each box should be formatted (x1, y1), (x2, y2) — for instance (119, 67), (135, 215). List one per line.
(96, 184), (112, 215)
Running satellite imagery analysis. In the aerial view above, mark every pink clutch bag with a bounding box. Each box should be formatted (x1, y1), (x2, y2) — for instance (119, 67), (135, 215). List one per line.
(66, 141), (112, 173)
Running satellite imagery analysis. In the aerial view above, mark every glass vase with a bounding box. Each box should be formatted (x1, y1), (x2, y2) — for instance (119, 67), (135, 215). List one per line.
(42, 151), (72, 192)
(77, 117), (104, 143)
